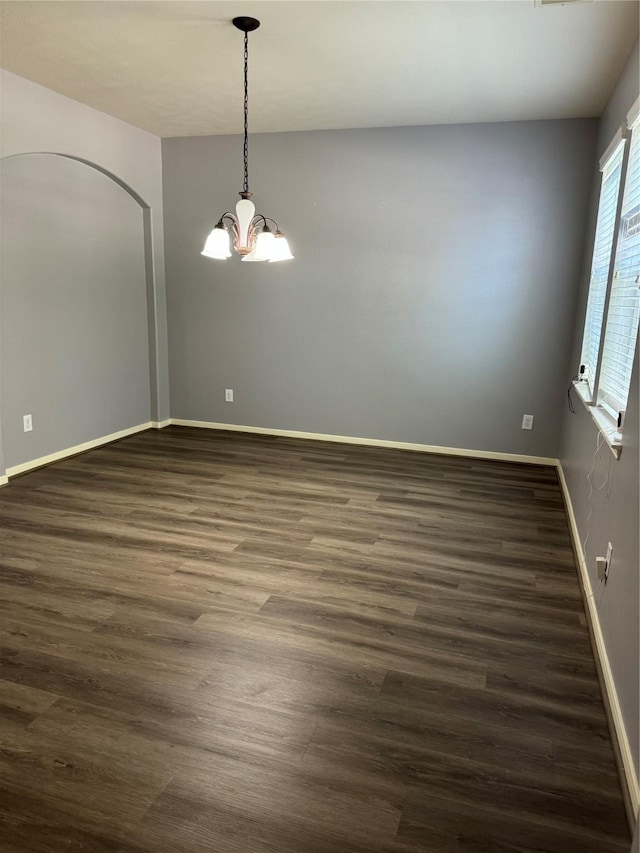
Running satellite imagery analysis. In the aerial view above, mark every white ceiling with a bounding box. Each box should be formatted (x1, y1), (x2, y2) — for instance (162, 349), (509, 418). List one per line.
(1, 1), (638, 138)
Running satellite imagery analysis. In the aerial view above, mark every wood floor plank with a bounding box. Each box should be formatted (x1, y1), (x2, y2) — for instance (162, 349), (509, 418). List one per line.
(0, 426), (630, 852)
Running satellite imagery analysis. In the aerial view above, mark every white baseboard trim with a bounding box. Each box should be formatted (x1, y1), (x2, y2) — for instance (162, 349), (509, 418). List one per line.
(170, 419), (558, 466)
(0, 418), (555, 483)
(557, 462), (639, 825)
(5, 422), (154, 479)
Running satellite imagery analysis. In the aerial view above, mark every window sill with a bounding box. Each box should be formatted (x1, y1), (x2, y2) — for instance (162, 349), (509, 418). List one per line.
(590, 407), (622, 458)
(572, 381), (622, 458)
(574, 380), (594, 408)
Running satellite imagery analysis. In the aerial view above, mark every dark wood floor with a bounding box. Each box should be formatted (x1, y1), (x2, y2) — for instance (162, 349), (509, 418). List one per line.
(0, 426), (630, 852)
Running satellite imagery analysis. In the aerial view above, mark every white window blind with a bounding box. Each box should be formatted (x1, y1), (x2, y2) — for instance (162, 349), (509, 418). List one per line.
(580, 141), (625, 393)
(598, 122), (640, 420)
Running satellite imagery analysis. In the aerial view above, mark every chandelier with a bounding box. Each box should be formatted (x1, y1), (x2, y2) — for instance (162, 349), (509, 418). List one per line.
(201, 16), (294, 263)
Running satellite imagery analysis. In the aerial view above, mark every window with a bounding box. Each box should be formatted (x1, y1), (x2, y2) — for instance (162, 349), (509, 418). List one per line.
(597, 121), (640, 424)
(577, 99), (640, 449)
(579, 139), (625, 394)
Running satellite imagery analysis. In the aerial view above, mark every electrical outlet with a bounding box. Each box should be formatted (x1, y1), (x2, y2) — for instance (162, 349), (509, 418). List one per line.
(521, 414), (534, 430)
(23, 414), (33, 432)
(225, 389), (234, 403)
(596, 557), (607, 582)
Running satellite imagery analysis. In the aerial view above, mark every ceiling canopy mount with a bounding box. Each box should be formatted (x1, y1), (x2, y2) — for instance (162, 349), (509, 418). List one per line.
(232, 17), (260, 33)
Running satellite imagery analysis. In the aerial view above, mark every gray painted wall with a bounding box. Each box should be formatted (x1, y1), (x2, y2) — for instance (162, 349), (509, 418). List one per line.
(559, 40), (639, 803)
(0, 70), (170, 477)
(1, 153), (150, 468)
(162, 119), (596, 457)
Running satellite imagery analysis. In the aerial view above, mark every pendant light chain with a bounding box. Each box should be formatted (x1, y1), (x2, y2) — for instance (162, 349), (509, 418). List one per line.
(243, 29), (249, 194)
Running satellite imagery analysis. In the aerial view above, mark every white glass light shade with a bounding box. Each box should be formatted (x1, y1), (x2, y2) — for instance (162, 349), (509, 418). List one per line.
(269, 233), (294, 262)
(202, 227), (231, 259)
(241, 249), (266, 262)
(235, 198), (256, 250)
(253, 230), (276, 260)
